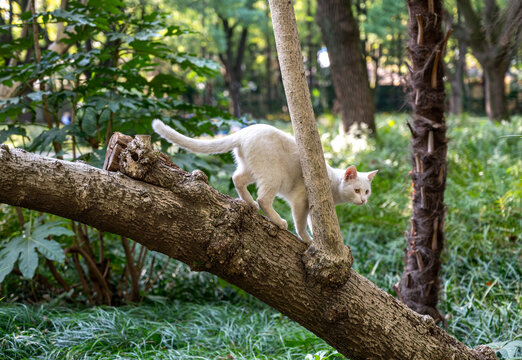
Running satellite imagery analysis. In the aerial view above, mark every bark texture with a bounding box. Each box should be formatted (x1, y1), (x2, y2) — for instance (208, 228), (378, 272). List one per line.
(0, 143), (497, 360)
(315, 0), (376, 134)
(396, 0), (450, 324)
(268, 0), (352, 287)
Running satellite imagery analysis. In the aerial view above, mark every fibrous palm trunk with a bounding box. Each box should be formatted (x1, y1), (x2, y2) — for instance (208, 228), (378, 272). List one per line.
(396, 0), (451, 324)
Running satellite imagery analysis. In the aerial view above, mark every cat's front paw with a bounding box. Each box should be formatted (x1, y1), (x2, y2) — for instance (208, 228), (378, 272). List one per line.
(275, 219), (288, 230)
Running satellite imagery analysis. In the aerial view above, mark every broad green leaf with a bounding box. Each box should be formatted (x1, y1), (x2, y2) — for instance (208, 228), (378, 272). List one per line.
(0, 219), (71, 280)
(31, 221), (74, 240)
(32, 238), (65, 263)
(18, 236), (38, 279)
(0, 238), (23, 282)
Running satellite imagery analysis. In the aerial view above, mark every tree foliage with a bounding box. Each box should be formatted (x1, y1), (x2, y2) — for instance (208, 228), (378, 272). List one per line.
(0, 0), (236, 304)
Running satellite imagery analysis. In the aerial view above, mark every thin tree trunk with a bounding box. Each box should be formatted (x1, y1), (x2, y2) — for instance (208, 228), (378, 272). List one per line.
(316, 0), (376, 134)
(0, 143), (497, 360)
(396, 0), (451, 324)
(306, 0), (314, 90)
(265, 11), (273, 104)
(268, 0), (352, 286)
(219, 19), (248, 118)
(448, 32), (466, 115)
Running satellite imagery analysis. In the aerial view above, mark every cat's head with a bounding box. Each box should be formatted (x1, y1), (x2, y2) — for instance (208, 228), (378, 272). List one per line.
(340, 165), (378, 205)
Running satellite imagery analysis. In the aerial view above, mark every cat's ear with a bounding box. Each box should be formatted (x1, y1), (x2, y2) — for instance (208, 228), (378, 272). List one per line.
(344, 166), (358, 181)
(367, 170), (378, 182)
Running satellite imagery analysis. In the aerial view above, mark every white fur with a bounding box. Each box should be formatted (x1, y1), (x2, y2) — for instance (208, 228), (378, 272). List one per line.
(152, 119), (377, 244)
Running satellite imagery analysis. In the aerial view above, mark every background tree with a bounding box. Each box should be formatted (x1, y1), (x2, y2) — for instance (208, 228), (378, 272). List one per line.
(315, 0), (376, 134)
(395, 0), (451, 324)
(453, 0), (522, 121)
(444, 4), (468, 115)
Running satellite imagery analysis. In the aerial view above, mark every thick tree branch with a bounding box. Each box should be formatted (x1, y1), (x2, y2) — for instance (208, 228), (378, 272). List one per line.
(0, 143), (496, 360)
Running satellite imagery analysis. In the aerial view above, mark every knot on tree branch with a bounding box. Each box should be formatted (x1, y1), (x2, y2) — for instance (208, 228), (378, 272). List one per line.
(204, 201), (249, 273)
(120, 135), (158, 180)
(302, 243), (353, 288)
(474, 345), (499, 360)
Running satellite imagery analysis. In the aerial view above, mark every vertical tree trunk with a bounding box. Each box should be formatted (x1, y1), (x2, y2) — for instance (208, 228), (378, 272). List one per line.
(306, 0), (314, 90)
(484, 62), (510, 120)
(396, 0), (450, 324)
(227, 71), (242, 117)
(448, 29), (466, 115)
(265, 12), (273, 104)
(315, 0), (376, 134)
(219, 20), (248, 118)
(268, 0), (352, 286)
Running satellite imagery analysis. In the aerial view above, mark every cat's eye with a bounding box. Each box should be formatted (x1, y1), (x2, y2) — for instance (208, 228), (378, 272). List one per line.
(365, 190), (369, 194)
(354, 189), (360, 193)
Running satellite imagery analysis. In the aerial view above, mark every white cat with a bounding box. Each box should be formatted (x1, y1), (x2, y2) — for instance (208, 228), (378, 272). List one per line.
(152, 120), (377, 244)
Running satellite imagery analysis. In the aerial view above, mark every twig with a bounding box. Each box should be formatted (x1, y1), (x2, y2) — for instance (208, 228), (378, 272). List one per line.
(70, 252), (93, 303)
(67, 245), (112, 305)
(15, 207), (25, 227)
(46, 259), (71, 291)
(121, 236), (139, 301)
(144, 258), (170, 293)
(97, 229), (105, 263)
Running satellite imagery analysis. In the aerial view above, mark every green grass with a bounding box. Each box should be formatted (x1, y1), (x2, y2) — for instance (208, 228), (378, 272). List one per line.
(0, 301), (342, 359)
(0, 114), (520, 359)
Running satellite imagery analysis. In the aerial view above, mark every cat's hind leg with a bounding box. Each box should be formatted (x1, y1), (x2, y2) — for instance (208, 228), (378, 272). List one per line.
(232, 169), (257, 208)
(257, 185), (288, 230)
(291, 198), (312, 244)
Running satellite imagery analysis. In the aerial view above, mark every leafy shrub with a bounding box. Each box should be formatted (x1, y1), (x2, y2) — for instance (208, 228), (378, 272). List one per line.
(0, 0), (237, 304)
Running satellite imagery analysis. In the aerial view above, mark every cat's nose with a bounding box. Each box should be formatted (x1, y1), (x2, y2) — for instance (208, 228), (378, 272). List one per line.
(361, 199), (366, 204)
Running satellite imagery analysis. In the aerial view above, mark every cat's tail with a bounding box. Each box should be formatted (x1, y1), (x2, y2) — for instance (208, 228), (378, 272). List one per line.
(152, 119), (241, 154)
